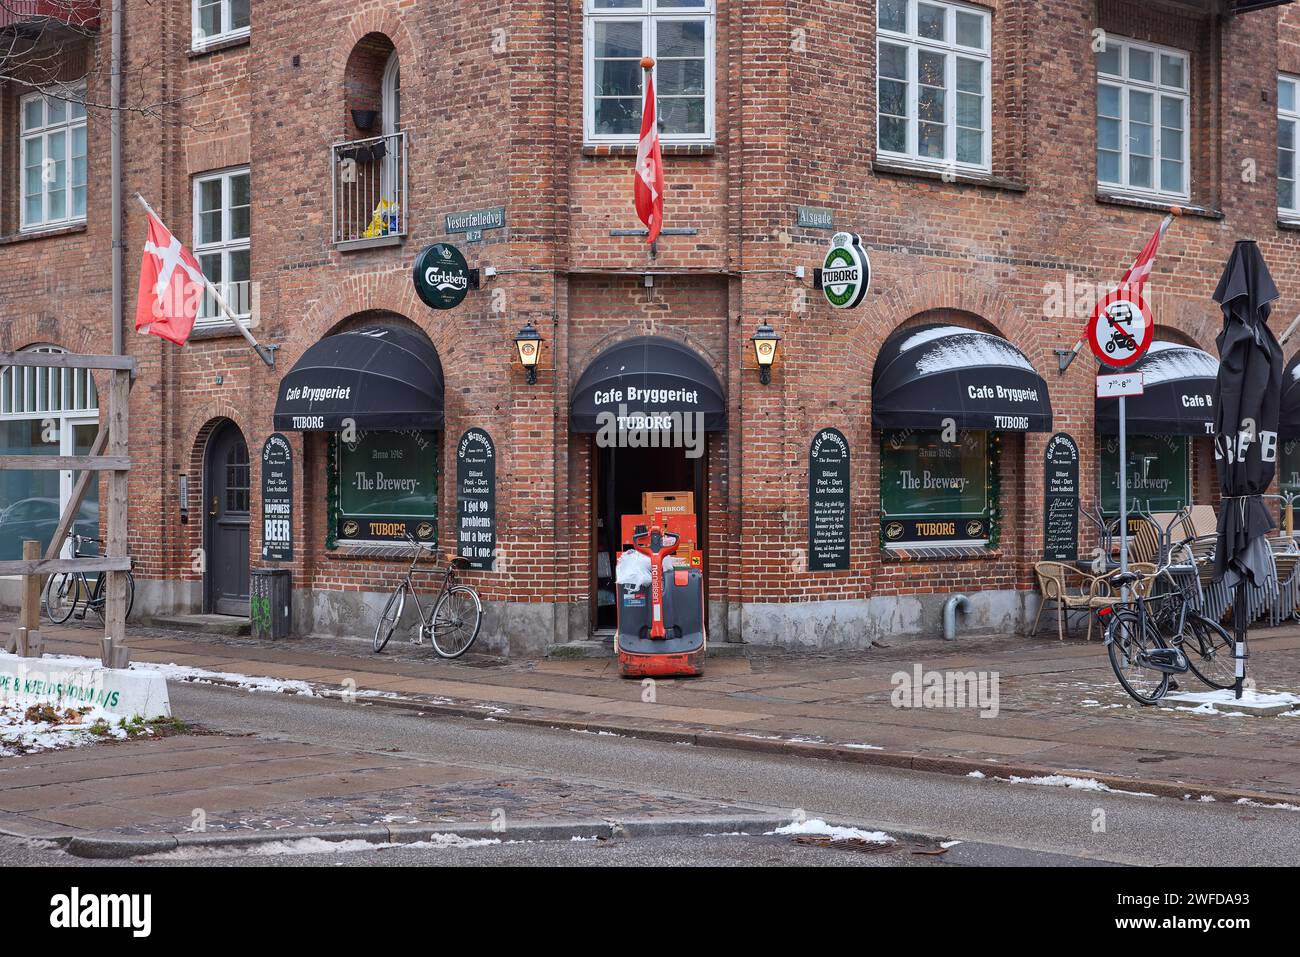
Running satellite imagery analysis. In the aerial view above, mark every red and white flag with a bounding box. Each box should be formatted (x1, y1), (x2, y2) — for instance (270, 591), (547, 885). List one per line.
(1117, 213), (1174, 296)
(634, 69), (665, 245)
(135, 212), (206, 346)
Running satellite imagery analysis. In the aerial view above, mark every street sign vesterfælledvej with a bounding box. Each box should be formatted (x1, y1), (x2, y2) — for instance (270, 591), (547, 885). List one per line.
(1087, 287), (1154, 367)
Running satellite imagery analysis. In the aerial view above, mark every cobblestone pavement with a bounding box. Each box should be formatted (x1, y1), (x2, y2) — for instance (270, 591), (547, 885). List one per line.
(7, 619), (1300, 803)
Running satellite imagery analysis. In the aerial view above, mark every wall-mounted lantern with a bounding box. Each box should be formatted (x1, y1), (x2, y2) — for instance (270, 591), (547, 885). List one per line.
(751, 322), (782, 385)
(514, 321), (543, 385)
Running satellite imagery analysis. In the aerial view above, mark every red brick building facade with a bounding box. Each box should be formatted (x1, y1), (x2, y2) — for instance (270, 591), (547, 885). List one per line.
(4, 0), (1300, 653)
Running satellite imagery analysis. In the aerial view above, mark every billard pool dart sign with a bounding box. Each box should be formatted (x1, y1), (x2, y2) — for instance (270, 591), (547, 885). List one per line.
(413, 243), (471, 310)
(821, 232), (871, 309)
(1087, 286), (1153, 367)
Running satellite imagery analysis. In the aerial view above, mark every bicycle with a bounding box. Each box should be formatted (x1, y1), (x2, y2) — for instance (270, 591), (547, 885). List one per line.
(373, 533), (483, 658)
(44, 533), (136, 625)
(1101, 521), (1235, 704)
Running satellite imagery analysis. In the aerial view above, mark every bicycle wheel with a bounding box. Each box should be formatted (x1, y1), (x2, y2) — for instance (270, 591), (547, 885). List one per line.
(44, 572), (78, 625)
(89, 571), (136, 623)
(1106, 610), (1170, 705)
(374, 583), (407, 653)
(1180, 612), (1236, 690)
(431, 585), (482, 659)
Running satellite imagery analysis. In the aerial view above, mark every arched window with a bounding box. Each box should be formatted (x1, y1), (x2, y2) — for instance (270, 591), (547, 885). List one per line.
(0, 346), (101, 562)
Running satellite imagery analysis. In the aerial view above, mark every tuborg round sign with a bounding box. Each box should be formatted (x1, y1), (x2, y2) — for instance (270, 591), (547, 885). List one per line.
(413, 243), (471, 310)
(822, 232), (871, 309)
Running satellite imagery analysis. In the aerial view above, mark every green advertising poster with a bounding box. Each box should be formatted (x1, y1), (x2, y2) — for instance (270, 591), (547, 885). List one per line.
(880, 430), (990, 544)
(1099, 434), (1189, 514)
(336, 430), (439, 542)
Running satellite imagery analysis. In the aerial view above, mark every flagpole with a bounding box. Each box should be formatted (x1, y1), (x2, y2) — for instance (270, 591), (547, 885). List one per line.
(131, 192), (276, 367)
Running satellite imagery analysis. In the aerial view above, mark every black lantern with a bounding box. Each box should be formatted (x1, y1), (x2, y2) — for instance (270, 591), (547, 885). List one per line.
(514, 321), (543, 385)
(751, 322), (782, 385)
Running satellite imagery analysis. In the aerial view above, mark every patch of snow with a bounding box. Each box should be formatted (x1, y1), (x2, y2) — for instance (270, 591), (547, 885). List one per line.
(0, 702), (139, 756)
(1234, 798), (1300, 812)
(1002, 774), (1155, 797)
(899, 327), (1035, 375)
(122, 660), (317, 697)
(841, 743), (884, 751)
(966, 771), (986, 779)
(1131, 342), (1217, 386)
(1165, 689), (1300, 711)
(767, 818), (896, 844)
(149, 833), (501, 860)
(940, 840), (963, 849)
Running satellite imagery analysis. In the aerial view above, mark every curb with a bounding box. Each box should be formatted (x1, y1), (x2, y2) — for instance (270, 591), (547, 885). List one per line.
(58, 815), (796, 860)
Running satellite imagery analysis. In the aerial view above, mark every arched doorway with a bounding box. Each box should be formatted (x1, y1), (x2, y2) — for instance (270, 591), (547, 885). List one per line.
(205, 420), (250, 615)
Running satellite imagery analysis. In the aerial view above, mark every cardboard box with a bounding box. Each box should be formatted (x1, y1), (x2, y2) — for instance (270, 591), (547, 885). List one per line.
(642, 491), (694, 515)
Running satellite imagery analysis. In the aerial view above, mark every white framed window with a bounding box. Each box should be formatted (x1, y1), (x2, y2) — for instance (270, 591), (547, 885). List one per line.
(1280, 75), (1298, 218)
(583, 0), (714, 145)
(192, 0), (250, 49)
(20, 87), (87, 231)
(0, 346), (100, 565)
(1096, 37), (1189, 201)
(192, 168), (251, 326)
(876, 0), (991, 172)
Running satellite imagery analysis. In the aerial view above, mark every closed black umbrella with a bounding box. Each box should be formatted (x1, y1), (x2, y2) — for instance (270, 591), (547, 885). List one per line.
(1211, 240), (1284, 699)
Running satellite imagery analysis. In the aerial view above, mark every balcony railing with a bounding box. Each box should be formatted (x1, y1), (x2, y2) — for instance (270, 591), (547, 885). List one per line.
(331, 131), (407, 250)
(0, 0), (99, 30)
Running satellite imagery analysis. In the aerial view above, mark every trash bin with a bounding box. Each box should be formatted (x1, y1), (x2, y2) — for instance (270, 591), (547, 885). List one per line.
(250, 569), (292, 639)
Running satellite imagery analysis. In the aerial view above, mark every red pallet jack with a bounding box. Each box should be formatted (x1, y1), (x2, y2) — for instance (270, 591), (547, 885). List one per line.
(615, 510), (706, 678)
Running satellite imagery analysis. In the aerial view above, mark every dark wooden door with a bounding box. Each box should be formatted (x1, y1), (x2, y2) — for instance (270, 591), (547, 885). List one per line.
(206, 423), (250, 616)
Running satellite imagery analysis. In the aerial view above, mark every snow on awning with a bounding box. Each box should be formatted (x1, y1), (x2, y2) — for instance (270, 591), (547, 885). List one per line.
(1095, 341), (1217, 436)
(872, 324), (1053, 432)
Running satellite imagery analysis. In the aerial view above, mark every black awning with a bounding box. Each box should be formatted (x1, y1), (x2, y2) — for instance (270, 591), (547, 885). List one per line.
(872, 324), (1052, 432)
(1282, 353), (1300, 439)
(273, 327), (445, 432)
(571, 336), (726, 433)
(1095, 341), (1217, 436)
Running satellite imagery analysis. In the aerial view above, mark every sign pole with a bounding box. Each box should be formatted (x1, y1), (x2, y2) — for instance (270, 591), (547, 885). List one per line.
(1118, 395), (1128, 576)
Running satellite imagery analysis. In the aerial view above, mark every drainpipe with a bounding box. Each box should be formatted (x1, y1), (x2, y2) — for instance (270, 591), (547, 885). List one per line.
(110, 0), (123, 356)
(942, 594), (970, 641)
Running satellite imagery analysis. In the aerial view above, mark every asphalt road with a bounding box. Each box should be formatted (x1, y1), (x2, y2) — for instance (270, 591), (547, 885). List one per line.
(8, 681), (1300, 866)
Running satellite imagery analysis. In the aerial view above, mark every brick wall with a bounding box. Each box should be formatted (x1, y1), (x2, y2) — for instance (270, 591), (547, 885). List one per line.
(4, 0), (1300, 648)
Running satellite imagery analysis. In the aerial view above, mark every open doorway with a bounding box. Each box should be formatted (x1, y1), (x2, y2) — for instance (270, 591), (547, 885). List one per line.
(592, 439), (707, 633)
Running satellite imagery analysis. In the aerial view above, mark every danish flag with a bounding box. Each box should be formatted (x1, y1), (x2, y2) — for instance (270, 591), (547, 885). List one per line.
(1118, 213), (1175, 296)
(135, 212), (207, 346)
(634, 68), (665, 245)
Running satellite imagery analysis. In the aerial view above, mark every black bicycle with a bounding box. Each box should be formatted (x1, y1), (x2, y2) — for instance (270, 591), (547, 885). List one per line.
(1102, 554), (1235, 705)
(43, 533), (136, 625)
(373, 533), (482, 658)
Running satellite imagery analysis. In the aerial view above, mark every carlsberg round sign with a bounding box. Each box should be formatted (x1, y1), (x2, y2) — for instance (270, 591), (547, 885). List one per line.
(822, 232), (870, 309)
(413, 243), (471, 310)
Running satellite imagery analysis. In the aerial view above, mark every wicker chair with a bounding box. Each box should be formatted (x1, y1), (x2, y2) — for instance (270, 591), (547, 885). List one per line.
(1031, 562), (1114, 642)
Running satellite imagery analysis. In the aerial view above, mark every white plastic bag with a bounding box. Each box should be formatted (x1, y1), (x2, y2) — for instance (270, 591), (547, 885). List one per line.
(616, 549), (652, 588)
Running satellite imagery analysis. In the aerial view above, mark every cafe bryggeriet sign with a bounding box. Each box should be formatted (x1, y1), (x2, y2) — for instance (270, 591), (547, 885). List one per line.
(338, 430), (438, 543)
(1042, 432), (1079, 562)
(261, 433), (293, 561)
(456, 428), (497, 570)
(808, 428), (850, 571)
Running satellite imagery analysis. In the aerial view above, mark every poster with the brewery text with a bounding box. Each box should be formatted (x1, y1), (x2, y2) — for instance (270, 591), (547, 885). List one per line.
(809, 428), (851, 570)
(457, 428), (497, 570)
(261, 433), (293, 561)
(1043, 432), (1080, 562)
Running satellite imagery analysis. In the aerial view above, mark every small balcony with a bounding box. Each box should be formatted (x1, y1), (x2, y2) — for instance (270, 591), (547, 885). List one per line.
(331, 131), (407, 251)
(0, 0), (99, 30)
